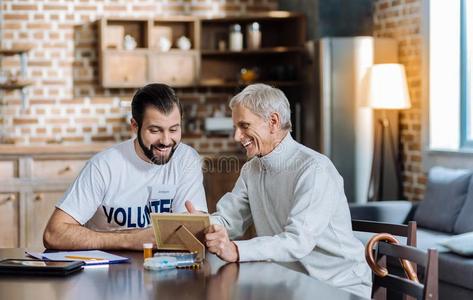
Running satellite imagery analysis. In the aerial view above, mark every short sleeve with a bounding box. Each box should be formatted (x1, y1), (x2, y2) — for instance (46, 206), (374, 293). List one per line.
(57, 161), (107, 225)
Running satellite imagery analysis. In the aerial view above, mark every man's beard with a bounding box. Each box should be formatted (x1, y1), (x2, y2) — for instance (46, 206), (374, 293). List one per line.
(137, 129), (178, 165)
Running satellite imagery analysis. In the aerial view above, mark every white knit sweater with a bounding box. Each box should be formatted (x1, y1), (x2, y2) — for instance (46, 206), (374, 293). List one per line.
(211, 133), (372, 298)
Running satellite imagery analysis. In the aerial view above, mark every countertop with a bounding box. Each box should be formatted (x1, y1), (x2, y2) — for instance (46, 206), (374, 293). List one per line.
(0, 143), (245, 159)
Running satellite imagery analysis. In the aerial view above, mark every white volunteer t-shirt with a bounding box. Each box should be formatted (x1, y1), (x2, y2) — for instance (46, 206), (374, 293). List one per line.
(57, 139), (207, 231)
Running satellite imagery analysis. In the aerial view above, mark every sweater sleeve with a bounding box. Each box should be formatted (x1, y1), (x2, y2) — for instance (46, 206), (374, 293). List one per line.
(234, 161), (339, 262)
(210, 166), (253, 240)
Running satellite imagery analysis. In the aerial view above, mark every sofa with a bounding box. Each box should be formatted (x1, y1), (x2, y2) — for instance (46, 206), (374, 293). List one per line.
(350, 167), (473, 300)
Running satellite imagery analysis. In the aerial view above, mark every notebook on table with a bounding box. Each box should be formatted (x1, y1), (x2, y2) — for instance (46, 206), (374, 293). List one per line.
(26, 250), (129, 265)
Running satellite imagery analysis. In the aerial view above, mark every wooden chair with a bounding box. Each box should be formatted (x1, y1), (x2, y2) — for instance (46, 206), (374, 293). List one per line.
(352, 219), (417, 300)
(366, 233), (438, 300)
(352, 219), (417, 246)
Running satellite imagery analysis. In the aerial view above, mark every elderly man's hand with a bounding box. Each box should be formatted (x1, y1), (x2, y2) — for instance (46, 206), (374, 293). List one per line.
(205, 224), (239, 262)
(185, 200), (205, 214)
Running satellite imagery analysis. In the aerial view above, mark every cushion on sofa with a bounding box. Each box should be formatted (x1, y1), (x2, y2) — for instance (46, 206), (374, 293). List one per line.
(454, 178), (473, 233)
(413, 167), (472, 233)
(415, 228), (451, 253)
(440, 232), (473, 256)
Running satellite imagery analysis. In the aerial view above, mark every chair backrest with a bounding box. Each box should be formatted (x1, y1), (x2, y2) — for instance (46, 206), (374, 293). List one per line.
(367, 237), (438, 300)
(352, 219), (417, 246)
(352, 219), (418, 300)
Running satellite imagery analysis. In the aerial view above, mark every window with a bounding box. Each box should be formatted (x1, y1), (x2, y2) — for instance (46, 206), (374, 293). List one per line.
(461, 0), (473, 147)
(423, 0), (473, 169)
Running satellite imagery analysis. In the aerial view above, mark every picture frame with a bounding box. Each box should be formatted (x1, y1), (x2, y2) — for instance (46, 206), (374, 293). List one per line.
(150, 213), (210, 251)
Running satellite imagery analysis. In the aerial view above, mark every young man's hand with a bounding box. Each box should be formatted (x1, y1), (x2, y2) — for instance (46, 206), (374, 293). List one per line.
(205, 224), (239, 262)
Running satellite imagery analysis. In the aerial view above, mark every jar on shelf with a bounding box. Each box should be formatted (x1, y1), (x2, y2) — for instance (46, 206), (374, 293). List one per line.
(246, 22), (261, 50)
(229, 24), (243, 51)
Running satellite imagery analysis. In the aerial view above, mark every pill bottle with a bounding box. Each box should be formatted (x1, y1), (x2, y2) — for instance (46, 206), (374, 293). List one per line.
(143, 243), (153, 260)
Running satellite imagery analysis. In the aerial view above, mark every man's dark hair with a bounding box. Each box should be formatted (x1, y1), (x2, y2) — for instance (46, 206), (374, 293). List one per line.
(131, 83), (183, 127)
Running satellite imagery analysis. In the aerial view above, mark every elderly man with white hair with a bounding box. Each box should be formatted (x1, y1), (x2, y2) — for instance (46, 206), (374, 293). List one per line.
(186, 83), (372, 298)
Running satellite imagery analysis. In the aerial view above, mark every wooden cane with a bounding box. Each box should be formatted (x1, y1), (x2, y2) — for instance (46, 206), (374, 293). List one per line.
(365, 233), (419, 283)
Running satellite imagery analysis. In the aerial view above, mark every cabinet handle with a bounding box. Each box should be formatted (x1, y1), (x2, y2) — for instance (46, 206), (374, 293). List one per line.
(34, 193), (44, 201)
(59, 165), (72, 174)
(124, 75), (129, 82)
(0, 194), (15, 205)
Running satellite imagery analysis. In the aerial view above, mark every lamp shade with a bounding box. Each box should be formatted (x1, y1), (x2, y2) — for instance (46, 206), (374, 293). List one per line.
(363, 64), (411, 110)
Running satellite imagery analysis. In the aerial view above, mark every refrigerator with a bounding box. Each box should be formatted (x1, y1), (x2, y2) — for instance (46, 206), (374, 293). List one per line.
(304, 37), (398, 203)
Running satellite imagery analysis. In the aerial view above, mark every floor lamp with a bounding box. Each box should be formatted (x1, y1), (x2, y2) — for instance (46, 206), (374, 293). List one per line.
(364, 64), (411, 202)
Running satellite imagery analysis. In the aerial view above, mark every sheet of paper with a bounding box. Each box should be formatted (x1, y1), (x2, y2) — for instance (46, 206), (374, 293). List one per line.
(26, 250), (129, 265)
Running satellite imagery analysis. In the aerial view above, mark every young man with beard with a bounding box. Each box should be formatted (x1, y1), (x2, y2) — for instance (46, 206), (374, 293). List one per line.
(185, 84), (372, 298)
(43, 83), (207, 250)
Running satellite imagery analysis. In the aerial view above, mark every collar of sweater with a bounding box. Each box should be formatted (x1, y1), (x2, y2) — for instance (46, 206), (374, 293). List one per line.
(257, 133), (298, 173)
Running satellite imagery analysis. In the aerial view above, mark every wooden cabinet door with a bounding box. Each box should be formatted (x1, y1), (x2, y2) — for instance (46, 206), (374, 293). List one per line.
(32, 159), (87, 180)
(150, 51), (199, 86)
(102, 51), (148, 88)
(0, 193), (19, 247)
(0, 160), (18, 179)
(25, 191), (64, 249)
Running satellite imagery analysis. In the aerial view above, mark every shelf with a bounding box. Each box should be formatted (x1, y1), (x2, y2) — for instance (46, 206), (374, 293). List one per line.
(200, 11), (303, 23)
(0, 46), (33, 56)
(0, 46), (32, 108)
(201, 46), (306, 56)
(98, 14), (306, 89)
(102, 48), (150, 54)
(101, 46), (198, 54)
(198, 79), (304, 88)
(0, 80), (33, 90)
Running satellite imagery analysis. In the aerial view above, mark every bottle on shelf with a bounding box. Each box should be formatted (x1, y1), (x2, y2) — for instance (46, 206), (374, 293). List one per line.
(229, 24), (243, 51)
(246, 22), (261, 50)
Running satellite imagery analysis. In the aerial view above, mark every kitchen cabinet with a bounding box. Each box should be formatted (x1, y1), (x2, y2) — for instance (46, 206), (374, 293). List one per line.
(0, 192), (19, 247)
(102, 50), (149, 88)
(25, 191), (66, 248)
(199, 13), (306, 88)
(0, 144), (108, 249)
(149, 50), (199, 86)
(97, 12), (306, 89)
(98, 16), (200, 88)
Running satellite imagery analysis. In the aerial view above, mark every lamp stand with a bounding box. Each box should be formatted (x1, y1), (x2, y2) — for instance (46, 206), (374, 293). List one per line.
(367, 110), (403, 202)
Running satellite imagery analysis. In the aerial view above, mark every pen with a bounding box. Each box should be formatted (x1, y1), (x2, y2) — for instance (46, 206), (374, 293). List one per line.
(64, 255), (106, 261)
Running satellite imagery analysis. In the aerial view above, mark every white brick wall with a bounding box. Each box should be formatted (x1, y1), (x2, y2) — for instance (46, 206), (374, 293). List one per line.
(373, 0), (425, 200)
(0, 0), (277, 149)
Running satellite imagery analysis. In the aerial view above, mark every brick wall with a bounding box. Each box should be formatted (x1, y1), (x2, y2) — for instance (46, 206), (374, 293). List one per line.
(373, 0), (425, 200)
(0, 0), (277, 152)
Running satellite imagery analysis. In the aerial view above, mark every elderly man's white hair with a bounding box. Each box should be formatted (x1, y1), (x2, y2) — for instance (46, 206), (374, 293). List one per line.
(229, 83), (292, 130)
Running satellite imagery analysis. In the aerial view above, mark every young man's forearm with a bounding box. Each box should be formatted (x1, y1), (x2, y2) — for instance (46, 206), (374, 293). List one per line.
(43, 223), (153, 251)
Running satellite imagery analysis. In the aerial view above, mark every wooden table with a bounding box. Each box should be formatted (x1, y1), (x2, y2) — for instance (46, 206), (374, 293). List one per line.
(0, 249), (365, 300)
